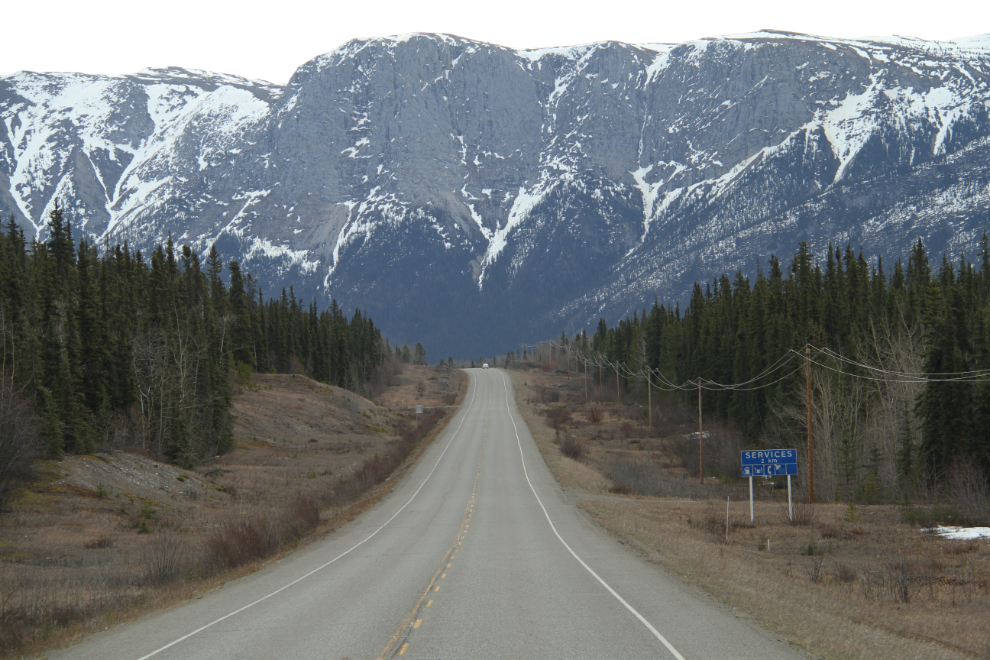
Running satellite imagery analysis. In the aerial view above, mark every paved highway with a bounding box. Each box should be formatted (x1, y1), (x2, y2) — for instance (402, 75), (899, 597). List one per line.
(53, 369), (806, 659)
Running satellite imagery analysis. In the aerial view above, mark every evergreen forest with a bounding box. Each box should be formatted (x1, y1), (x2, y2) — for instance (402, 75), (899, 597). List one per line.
(0, 204), (389, 472)
(560, 238), (990, 502)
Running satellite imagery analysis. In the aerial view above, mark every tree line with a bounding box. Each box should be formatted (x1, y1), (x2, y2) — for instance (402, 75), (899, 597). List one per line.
(0, 203), (389, 473)
(561, 238), (990, 501)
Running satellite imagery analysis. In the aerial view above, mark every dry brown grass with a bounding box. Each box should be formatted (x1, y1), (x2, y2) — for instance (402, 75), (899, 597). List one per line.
(586, 499), (990, 659)
(510, 366), (990, 660)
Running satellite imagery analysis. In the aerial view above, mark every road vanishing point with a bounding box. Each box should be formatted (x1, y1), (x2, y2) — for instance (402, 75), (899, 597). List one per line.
(53, 369), (807, 659)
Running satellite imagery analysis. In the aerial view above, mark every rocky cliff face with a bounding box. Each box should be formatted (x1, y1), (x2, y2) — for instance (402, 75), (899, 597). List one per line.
(2, 32), (989, 356)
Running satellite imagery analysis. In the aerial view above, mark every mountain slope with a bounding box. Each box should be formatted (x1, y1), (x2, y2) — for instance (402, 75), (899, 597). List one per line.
(2, 32), (989, 356)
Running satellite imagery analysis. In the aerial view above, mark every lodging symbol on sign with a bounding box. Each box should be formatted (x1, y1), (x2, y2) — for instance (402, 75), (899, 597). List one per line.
(742, 463), (798, 476)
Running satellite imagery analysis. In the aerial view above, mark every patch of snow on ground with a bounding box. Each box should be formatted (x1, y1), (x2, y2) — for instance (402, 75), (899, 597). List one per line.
(929, 526), (990, 540)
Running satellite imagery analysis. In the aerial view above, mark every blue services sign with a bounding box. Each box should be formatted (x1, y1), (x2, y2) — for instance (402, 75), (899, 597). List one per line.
(741, 449), (798, 476)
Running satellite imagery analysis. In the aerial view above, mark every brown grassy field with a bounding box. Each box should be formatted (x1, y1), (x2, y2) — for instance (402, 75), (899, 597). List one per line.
(510, 367), (990, 660)
(0, 365), (465, 658)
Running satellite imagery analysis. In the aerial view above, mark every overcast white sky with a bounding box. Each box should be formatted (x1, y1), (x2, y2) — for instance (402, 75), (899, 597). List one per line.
(4, 0), (986, 84)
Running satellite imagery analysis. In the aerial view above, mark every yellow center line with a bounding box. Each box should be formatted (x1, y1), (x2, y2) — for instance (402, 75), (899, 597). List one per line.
(376, 376), (492, 660)
(413, 619), (422, 629)
(426, 600), (433, 607)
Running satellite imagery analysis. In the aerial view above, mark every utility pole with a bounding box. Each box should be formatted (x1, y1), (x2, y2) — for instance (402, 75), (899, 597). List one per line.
(584, 359), (588, 401)
(698, 379), (704, 485)
(616, 363), (621, 405)
(647, 369), (652, 433)
(599, 363), (603, 401)
(806, 346), (814, 504)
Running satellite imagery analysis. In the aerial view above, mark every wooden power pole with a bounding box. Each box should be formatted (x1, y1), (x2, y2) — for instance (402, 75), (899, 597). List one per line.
(698, 379), (704, 485)
(806, 346), (814, 504)
(647, 370), (652, 433)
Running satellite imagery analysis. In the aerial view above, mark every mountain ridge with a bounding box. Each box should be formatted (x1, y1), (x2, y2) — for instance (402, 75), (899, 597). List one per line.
(2, 31), (989, 356)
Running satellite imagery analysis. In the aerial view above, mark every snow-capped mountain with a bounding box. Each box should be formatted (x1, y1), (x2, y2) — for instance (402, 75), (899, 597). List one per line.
(2, 32), (989, 357)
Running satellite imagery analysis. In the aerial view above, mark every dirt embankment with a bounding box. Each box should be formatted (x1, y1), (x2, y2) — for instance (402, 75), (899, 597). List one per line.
(0, 364), (465, 657)
(510, 367), (990, 660)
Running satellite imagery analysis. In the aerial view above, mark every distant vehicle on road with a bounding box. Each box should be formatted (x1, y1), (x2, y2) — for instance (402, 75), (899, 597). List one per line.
(482, 363), (489, 369)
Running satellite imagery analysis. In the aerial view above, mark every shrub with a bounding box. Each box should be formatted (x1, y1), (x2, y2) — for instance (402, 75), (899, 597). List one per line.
(285, 497), (320, 537)
(695, 505), (731, 542)
(586, 405), (605, 423)
(947, 462), (990, 525)
(144, 527), (185, 585)
(902, 504), (964, 527)
(784, 500), (819, 526)
(323, 409), (444, 506)
(206, 516), (276, 570)
(85, 534), (114, 549)
(559, 436), (584, 459)
(536, 386), (560, 404)
(203, 497), (321, 572)
(834, 564), (858, 583)
(603, 457), (709, 499)
(545, 406), (571, 430)
(806, 554), (827, 584)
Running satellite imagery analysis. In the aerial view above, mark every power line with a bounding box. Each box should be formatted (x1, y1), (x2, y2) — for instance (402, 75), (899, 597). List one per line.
(519, 339), (990, 392)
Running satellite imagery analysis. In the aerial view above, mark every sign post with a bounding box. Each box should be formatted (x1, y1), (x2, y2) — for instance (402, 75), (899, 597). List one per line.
(741, 449), (798, 522)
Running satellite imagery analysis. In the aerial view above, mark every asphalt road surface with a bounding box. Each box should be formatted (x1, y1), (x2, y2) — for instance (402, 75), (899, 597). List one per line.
(53, 369), (807, 660)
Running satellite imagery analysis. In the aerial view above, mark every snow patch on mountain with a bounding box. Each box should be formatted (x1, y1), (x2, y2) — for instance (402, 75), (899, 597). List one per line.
(477, 185), (548, 288)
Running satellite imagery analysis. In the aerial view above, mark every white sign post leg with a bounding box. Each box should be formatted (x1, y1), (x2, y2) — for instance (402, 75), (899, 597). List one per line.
(749, 476), (754, 523)
(787, 475), (794, 522)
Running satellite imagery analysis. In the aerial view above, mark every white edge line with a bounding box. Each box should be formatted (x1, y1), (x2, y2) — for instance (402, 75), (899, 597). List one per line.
(496, 370), (687, 660)
(136, 377), (480, 660)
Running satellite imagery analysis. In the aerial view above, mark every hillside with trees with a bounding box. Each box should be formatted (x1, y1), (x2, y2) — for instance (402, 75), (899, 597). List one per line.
(0, 204), (390, 502)
(553, 238), (990, 503)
